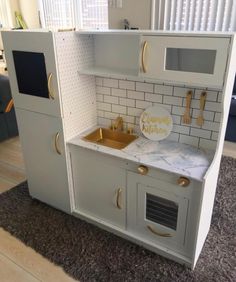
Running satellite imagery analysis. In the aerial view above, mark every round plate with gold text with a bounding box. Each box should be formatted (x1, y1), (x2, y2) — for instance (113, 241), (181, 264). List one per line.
(140, 106), (173, 141)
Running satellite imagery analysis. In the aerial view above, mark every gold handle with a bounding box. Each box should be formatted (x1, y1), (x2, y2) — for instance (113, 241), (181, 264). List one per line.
(54, 132), (61, 155)
(177, 176), (190, 187)
(141, 41), (148, 73)
(147, 225), (172, 237)
(138, 165), (149, 175)
(48, 73), (55, 100)
(116, 188), (122, 209)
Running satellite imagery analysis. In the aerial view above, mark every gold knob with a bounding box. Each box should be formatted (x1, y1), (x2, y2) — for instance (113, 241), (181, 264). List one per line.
(138, 165), (148, 175)
(177, 177), (190, 187)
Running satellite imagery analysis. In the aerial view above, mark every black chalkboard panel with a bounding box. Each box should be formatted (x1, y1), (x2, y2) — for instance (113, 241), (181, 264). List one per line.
(12, 51), (49, 98)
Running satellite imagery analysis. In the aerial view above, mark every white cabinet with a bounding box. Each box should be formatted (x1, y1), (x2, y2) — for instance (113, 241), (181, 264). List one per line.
(70, 146), (197, 260)
(127, 171), (189, 253)
(16, 108), (70, 213)
(16, 109), (70, 212)
(140, 36), (230, 88)
(70, 147), (126, 229)
(2, 31), (62, 117)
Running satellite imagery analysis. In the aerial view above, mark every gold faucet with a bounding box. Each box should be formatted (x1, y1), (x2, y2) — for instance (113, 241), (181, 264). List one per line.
(111, 117), (123, 131)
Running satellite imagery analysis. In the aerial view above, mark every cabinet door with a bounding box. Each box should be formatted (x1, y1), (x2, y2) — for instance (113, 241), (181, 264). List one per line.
(70, 147), (126, 229)
(127, 171), (189, 251)
(140, 36), (230, 88)
(16, 108), (70, 213)
(2, 31), (62, 117)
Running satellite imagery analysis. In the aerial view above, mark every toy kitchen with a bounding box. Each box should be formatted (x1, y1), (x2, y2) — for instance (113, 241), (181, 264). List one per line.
(2, 30), (236, 269)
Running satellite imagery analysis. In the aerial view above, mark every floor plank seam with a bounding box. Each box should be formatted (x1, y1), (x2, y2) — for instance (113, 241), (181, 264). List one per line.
(0, 250), (41, 281)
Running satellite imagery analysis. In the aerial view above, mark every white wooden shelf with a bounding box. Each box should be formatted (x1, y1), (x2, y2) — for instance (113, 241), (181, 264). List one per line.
(79, 66), (139, 79)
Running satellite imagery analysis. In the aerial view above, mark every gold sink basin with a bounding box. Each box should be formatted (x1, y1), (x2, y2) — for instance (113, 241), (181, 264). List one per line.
(83, 128), (138, 149)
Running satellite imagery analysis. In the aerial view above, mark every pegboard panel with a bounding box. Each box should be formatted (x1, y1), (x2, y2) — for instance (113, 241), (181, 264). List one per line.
(54, 32), (97, 140)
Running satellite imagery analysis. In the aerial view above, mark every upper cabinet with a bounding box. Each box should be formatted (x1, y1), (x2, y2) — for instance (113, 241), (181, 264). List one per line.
(2, 31), (63, 117)
(77, 31), (231, 89)
(139, 36), (230, 89)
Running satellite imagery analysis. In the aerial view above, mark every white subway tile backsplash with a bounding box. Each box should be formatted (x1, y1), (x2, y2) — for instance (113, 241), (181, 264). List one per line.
(98, 117), (111, 127)
(96, 94), (103, 102)
(190, 128), (211, 139)
(95, 77), (221, 150)
(96, 86), (110, 95)
(211, 132), (218, 141)
(136, 100), (152, 109)
(185, 98), (199, 109)
(128, 107), (143, 117)
(97, 102), (111, 111)
(119, 80), (135, 90)
(120, 115), (135, 124)
(97, 110), (104, 117)
(191, 118), (201, 129)
(127, 90), (144, 100)
(164, 96), (182, 106)
(192, 109), (215, 121)
(119, 98), (135, 107)
(172, 115), (181, 125)
(154, 84), (173, 95)
(104, 111), (118, 120)
(205, 101), (222, 112)
(217, 92), (223, 102)
(199, 139), (217, 150)
(214, 112), (222, 122)
(145, 93), (162, 103)
(173, 87), (194, 97)
(166, 132), (179, 142)
(194, 89), (218, 101)
(112, 104), (127, 114)
(112, 88), (126, 97)
(156, 103), (172, 112)
(104, 95), (119, 104)
(103, 78), (118, 88)
(95, 77), (103, 86)
(172, 124), (190, 135)
(172, 106), (185, 116)
(202, 121), (220, 132)
(136, 82), (154, 93)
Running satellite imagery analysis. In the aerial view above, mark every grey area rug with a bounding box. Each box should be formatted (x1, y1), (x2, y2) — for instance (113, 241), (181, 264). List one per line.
(0, 156), (236, 282)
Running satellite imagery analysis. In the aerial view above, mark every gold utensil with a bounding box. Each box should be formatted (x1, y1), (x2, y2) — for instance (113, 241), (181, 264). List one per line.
(196, 91), (207, 126)
(182, 90), (193, 124)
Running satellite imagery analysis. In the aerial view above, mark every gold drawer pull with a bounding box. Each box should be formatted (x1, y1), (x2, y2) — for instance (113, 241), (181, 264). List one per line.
(177, 176), (190, 187)
(141, 41), (148, 73)
(48, 73), (55, 100)
(138, 165), (148, 175)
(54, 132), (61, 155)
(147, 225), (172, 237)
(116, 188), (122, 209)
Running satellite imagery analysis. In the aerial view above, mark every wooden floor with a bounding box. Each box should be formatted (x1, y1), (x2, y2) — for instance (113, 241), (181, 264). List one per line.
(0, 136), (236, 282)
(0, 137), (77, 281)
(0, 137), (26, 193)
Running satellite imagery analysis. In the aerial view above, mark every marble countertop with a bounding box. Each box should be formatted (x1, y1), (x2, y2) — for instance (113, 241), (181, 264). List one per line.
(68, 126), (215, 182)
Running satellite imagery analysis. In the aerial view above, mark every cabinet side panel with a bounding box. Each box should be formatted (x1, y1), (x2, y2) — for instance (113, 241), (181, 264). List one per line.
(192, 35), (236, 268)
(54, 32), (97, 140)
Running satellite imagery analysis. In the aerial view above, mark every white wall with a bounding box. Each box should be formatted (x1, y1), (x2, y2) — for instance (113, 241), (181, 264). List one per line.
(9, 0), (20, 27)
(108, 0), (152, 29)
(18, 0), (40, 28)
